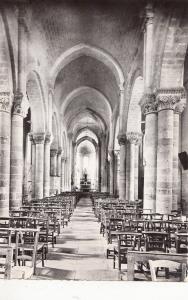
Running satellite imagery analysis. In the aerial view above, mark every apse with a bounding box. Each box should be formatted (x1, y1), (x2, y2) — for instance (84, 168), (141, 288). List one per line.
(75, 140), (97, 190)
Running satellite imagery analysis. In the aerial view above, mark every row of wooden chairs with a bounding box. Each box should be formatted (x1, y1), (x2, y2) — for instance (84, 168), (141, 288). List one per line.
(0, 228), (40, 279)
(0, 193), (77, 279)
(94, 196), (188, 281)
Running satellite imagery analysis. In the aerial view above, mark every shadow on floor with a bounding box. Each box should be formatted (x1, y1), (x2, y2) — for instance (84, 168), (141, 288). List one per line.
(35, 267), (75, 280)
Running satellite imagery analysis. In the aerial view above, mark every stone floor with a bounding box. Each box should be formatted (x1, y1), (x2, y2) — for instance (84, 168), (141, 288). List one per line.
(34, 197), (122, 280)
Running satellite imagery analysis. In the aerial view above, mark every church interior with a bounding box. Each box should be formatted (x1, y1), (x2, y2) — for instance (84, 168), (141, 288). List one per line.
(0, 0), (188, 282)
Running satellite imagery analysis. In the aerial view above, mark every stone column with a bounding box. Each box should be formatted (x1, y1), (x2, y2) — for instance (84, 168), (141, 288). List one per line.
(119, 84), (125, 134)
(156, 88), (184, 214)
(0, 92), (11, 216)
(100, 134), (107, 192)
(114, 150), (120, 196)
(134, 144), (139, 200)
(98, 144), (102, 192)
(33, 133), (45, 199)
(60, 157), (65, 192)
(144, 3), (154, 92)
(43, 133), (51, 197)
(95, 146), (99, 190)
(10, 5), (27, 209)
(71, 142), (76, 189)
(57, 148), (62, 177)
(117, 134), (126, 200)
(126, 132), (142, 202)
(23, 133), (32, 201)
(29, 134), (36, 199)
(140, 95), (157, 212)
(109, 150), (114, 194)
(17, 5), (27, 96)
(50, 149), (57, 176)
(64, 158), (68, 191)
(10, 94), (24, 209)
(173, 101), (185, 211)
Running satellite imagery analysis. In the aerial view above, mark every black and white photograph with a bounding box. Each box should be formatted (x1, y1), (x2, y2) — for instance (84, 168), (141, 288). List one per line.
(0, 0), (188, 297)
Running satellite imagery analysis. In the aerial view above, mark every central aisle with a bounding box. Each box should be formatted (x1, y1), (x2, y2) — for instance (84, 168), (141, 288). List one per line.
(36, 197), (121, 280)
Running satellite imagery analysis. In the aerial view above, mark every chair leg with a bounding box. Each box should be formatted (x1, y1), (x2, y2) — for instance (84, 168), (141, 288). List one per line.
(113, 255), (116, 269)
(118, 254), (121, 271)
(42, 248), (45, 267)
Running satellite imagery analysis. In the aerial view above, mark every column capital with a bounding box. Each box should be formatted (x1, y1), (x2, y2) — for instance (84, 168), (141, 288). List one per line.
(57, 148), (62, 155)
(119, 82), (125, 96)
(145, 3), (154, 24)
(117, 133), (126, 145)
(114, 150), (120, 157)
(139, 93), (157, 115)
(108, 149), (114, 158)
(45, 133), (51, 144)
(126, 132), (143, 145)
(156, 88), (185, 111)
(174, 98), (186, 115)
(50, 148), (58, 157)
(29, 132), (34, 142)
(12, 91), (24, 116)
(0, 92), (11, 113)
(33, 133), (45, 144)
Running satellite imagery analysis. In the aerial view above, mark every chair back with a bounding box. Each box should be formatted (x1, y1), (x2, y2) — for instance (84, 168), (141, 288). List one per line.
(15, 228), (39, 270)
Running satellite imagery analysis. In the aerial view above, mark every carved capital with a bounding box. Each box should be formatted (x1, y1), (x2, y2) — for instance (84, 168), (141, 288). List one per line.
(0, 92), (11, 113)
(61, 156), (66, 162)
(145, 3), (154, 25)
(45, 133), (51, 144)
(12, 91), (24, 116)
(33, 133), (45, 144)
(114, 150), (120, 158)
(108, 149), (114, 158)
(119, 82), (125, 97)
(156, 88), (185, 111)
(126, 132), (143, 145)
(50, 149), (58, 157)
(57, 148), (62, 156)
(29, 132), (34, 143)
(174, 98), (186, 115)
(140, 93), (157, 115)
(117, 133), (126, 146)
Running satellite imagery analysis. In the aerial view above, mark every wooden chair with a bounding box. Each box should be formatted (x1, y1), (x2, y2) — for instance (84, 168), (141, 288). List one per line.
(0, 229), (11, 246)
(14, 228), (42, 277)
(148, 259), (187, 282)
(108, 218), (124, 244)
(0, 246), (13, 279)
(0, 217), (10, 228)
(113, 233), (142, 270)
(175, 232), (188, 254)
(143, 231), (169, 252)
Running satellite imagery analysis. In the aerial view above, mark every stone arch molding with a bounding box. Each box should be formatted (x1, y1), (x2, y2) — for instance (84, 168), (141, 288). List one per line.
(26, 71), (46, 133)
(61, 86), (112, 116)
(50, 43), (125, 87)
(76, 136), (98, 151)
